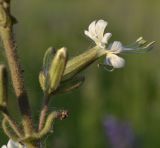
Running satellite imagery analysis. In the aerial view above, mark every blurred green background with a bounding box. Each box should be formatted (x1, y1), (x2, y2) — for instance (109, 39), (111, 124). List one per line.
(0, 0), (160, 147)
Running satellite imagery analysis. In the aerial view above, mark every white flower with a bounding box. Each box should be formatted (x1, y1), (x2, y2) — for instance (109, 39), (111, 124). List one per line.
(105, 41), (126, 68)
(84, 20), (112, 48)
(85, 20), (154, 69)
(1, 140), (26, 148)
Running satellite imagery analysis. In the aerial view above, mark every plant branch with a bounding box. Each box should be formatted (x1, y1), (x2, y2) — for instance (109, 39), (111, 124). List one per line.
(21, 110), (69, 143)
(0, 0), (33, 136)
(0, 106), (23, 138)
(2, 118), (19, 141)
(38, 94), (50, 131)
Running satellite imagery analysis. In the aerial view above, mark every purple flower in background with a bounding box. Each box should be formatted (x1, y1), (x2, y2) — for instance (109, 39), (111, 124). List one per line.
(103, 116), (136, 148)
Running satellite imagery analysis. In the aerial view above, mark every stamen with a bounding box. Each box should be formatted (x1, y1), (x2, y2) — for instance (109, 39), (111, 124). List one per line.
(122, 50), (149, 54)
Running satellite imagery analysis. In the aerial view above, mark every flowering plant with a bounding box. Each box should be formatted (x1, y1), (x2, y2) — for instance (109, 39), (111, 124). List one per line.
(0, 0), (154, 147)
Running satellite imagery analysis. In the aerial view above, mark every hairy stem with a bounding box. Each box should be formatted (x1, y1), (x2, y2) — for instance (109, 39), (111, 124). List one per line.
(0, 1), (34, 136)
(0, 28), (33, 135)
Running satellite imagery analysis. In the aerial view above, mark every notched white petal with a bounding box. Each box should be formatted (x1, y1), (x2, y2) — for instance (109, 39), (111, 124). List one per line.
(7, 140), (19, 148)
(109, 41), (123, 53)
(95, 20), (107, 39)
(5, 140), (26, 148)
(102, 33), (112, 44)
(88, 21), (96, 36)
(84, 19), (111, 48)
(105, 54), (125, 68)
(84, 31), (93, 40)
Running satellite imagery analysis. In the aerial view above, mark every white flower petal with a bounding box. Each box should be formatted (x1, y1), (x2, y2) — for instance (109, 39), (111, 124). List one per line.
(6, 140), (26, 148)
(1, 146), (7, 148)
(109, 41), (123, 53)
(88, 20), (96, 37)
(84, 30), (95, 41)
(95, 20), (107, 39)
(7, 140), (19, 148)
(105, 54), (125, 68)
(84, 19), (112, 48)
(102, 33), (112, 44)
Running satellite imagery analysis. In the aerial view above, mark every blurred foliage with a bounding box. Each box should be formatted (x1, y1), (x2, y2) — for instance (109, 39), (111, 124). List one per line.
(0, 0), (160, 147)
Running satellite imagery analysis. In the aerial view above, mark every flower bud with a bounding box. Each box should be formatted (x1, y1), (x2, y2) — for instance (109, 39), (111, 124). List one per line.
(39, 71), (45, 91)
(39, 47), (56, 92)
(47, 47), (67, 94)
